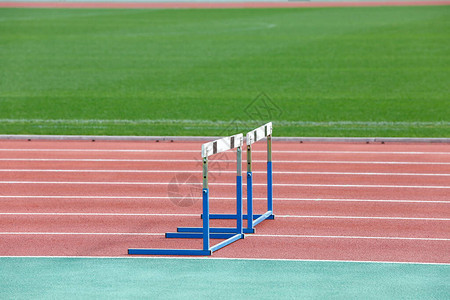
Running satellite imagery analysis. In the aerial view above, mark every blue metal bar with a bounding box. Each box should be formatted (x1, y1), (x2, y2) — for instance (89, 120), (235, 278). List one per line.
(178, 227), (237, 233)
(177, 226), (255, 234)
(202, 213), (273, 220)
(252, 210), (273, 227)
(267, 161), (273, 212)
(166, 232), (235, 239)
(247, 171), (253, 232)
(210, 233), (244, 252)
(128, 249), (211, 256)
(202, 188), (209, 251)
(236, 175), (243, 235)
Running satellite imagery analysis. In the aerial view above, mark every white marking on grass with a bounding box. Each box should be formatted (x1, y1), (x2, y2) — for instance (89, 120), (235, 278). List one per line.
(1, 118), (449, 128)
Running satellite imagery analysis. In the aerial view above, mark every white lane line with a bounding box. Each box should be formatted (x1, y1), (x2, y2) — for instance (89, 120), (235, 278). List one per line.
(1, 212), (448, 221)
(0, 232), (447, 241)
(0, 196), (448, 203)
(276, 215), (450, 221)
(0, 158), (449, 165)
(0, 169), (448, 177)
(0, 212), (197, 217)
(0, 232), (164, 236)
(262, 184), (450, 189)
(0, 158), (196, 162)
(1, 149), (449, 155)
(0, 149), (199, 153)
(272, 151), (450, 155)
(270, 171), (450, 176)
(248, 234), (450, 241)
(1, 255), (447, 265)
(1, 181), (449, 189)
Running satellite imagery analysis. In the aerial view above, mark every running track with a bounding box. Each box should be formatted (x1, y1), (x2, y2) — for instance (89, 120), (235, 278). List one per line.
(0, 139), (448, 263)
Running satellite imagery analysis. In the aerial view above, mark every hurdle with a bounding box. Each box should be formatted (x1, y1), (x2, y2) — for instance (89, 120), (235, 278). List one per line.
(203, 122), (274, 233)
(128, 133), (244, 256)
(176, 122), (274, 235)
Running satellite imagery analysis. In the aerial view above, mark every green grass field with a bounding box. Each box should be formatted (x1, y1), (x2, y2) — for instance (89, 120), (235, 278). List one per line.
(1, 6), (449, 137)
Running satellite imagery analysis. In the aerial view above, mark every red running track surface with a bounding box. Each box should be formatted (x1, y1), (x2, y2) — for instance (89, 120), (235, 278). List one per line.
(0, 139), (449, 263)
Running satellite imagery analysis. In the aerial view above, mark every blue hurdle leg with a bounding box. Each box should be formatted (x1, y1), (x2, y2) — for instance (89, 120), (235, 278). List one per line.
(267, 161), (273, 212)
(202, 188), (210, 251)
(236, 175), (243, 234)
(247, 171), (253, 232)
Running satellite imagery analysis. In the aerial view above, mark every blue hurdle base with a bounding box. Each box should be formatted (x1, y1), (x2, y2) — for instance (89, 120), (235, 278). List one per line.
(201, 213), (275, 220)
(176, 227), (255, 234)
(252, 211), (274, 227)
(128, 233), (244, 256)
(210, 234), (244, 252)
(165, 232), (236, 239)
(128, 249), (212, 256)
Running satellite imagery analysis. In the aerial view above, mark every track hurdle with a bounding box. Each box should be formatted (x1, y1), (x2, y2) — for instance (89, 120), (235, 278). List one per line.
(204, 122), (274, 233)
(245, 122), (274, 232)
(128, 133), (244, 256)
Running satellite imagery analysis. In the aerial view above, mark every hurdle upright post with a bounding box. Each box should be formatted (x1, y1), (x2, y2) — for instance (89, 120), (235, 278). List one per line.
(236, 145), (243, 235)
(202, 156), (210, 252)
(245, 122), (274, 232)
(267, 133), (273, 213)
(246, 143), (253, 232)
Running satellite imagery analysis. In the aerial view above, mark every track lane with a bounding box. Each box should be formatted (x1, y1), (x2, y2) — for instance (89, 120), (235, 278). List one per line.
(0, 171), (448, 186)
(1, 214), (448, 239)
(1, 183), (449, 201)
(1, 150), (449, 163)
(2, 160), (450, 174)
(1, 197), (448, 218)
(0, 234), (447, 263)
(0, 139), (449, 263)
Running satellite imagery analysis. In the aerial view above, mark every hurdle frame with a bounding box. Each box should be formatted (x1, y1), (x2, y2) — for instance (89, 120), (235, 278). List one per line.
(202, 122), (274, 233)
(177, 122), (274, 235)
(128, 133), (244, 256)
(246, 122), (274, 232)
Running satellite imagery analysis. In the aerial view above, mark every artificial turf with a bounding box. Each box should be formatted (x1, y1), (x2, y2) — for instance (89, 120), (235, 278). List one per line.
(1, 257), (449, 299)
(0, 6), (449, 137)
